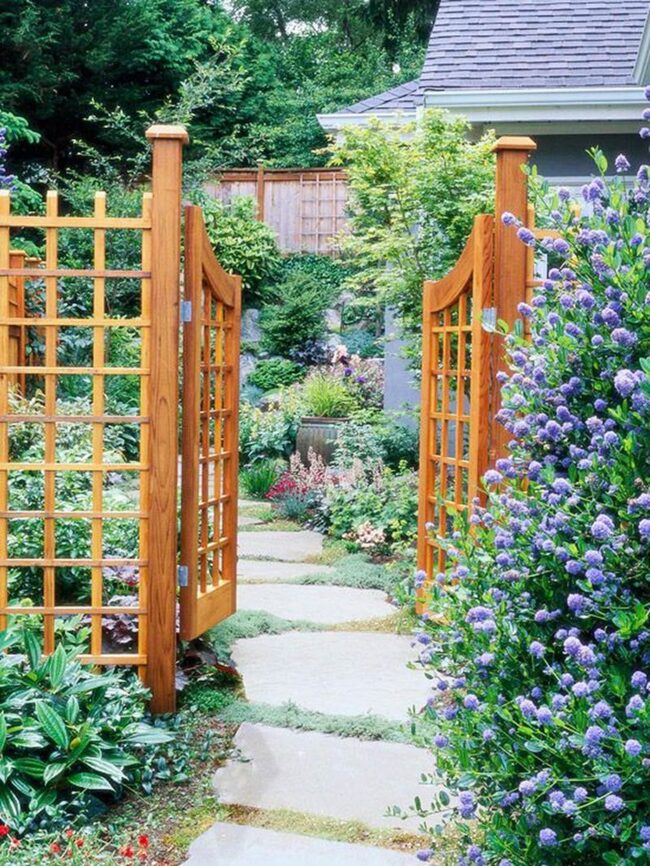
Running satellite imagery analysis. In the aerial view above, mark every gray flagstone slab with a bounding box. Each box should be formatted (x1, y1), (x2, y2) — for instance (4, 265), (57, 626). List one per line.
(182, 822), (418, 866)
(213, 723), (435, 831)
(232, 632), (428, 721)
(238, 530), (323, 562)
(237, 559), (336, 583)
(236, 583), (394, 624)
(238, 515), (264, 526)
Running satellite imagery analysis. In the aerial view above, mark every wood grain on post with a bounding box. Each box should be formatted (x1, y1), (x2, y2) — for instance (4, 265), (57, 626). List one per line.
(491, 136), (537, 460)
(145, 123), (188, 713)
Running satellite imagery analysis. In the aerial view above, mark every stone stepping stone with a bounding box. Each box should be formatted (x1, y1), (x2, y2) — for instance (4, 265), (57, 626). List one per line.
(238, 499), (266, 508)
(237, 584), (394, 625)
(213, 724), (434, 831)
(238, 530), (323, 562)
(232, 632), (429, 721)
(183, 822), (416, 866)
(237, 560), (336, 583)
(238, 515), (263, 527)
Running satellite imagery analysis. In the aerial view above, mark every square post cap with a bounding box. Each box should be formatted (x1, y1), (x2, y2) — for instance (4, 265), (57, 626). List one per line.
(492, 136), (537, 153)
(145, 124), (189, 144)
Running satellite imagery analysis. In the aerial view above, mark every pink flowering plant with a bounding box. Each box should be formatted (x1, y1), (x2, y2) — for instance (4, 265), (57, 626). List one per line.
(412, 100), (650, 864)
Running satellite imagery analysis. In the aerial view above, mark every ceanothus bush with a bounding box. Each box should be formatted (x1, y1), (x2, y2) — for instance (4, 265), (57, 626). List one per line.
(414, 94), (650, 865)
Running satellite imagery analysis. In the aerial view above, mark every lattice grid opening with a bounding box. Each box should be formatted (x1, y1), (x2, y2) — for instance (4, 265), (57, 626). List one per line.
(0, 189), (152, 674)
(417, 216), (493, 581)
(180, 206), (240, 640)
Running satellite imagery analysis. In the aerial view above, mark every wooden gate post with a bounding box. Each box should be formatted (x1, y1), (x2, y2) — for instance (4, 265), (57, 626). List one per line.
(145, 124), (188, 713)
(491, 136), (537, 461)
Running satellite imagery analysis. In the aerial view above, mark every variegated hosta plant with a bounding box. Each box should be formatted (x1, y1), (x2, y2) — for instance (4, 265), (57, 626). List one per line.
(0, 629), (173, 834)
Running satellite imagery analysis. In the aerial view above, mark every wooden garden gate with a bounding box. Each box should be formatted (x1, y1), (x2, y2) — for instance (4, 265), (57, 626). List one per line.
(0, 125), (240, 713)
(417, 136), (538, 579)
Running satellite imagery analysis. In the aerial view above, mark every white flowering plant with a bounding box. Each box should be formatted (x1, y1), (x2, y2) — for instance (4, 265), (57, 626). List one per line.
(412, 95), (650, 865)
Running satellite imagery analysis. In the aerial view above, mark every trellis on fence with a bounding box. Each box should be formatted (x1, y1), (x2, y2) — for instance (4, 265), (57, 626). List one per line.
(0, 125), (242, 713)
(206, 166), (348, 254)
(417, 136), (537, 579)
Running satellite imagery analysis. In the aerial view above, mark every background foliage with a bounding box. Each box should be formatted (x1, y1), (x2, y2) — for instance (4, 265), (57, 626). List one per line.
(0, 0), (436, 174)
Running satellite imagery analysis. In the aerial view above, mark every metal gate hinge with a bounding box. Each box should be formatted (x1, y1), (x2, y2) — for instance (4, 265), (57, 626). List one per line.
(181, 300), (192, 323)
(481, 307), (497, 332)
(177, 565), (189, 587)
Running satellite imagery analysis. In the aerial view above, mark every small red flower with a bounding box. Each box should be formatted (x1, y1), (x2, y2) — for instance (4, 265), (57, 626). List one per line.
(76, 838), (84, 848)
(120, 845), (135, 858)
(138, 835), (149, 849)
(50, 842), (62, 854)
(65, 829), (74, 838)
(9, 837), (20, 848)
(0, 825), (9, 838)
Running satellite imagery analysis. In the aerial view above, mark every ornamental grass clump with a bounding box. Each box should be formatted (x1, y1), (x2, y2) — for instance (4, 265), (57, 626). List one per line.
(415, 99), (650, 865)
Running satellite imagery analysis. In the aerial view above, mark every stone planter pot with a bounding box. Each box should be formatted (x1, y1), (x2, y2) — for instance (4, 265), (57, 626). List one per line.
(296, 416), (347, 465)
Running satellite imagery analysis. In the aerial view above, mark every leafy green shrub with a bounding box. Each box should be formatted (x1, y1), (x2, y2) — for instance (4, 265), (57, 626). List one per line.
(0, 630), (173, 834)
(333, 422), (385, 469)
(260, 271), (331, 357)
(330, 109), (495, 335)
(303, 374), (355, 418)
(413, 131), (650, 863)
(240, 459), (282, 499)
(280, 254), (352, 298)
(325, 467), (418, 552)
(239, 392), (304, 463)
(376, 421), (419, 470)
(341, 328), (382, 359)
(198, 196), (281, 302)
(248, 359), (305, 392)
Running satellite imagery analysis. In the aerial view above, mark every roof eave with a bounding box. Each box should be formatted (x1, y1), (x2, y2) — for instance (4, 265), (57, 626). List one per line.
(634, 11), (650, 84)
(423, 86), (647, 123)
(317, 110), (418, 133)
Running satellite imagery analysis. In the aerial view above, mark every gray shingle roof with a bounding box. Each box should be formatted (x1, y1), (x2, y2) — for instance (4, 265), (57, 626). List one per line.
(340, 79), (421, 114)
(420, 0), (649, 91)
(337, 0), (649, 114)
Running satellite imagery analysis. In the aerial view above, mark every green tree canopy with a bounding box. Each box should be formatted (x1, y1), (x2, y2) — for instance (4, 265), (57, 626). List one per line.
(0, 0), (435, 172)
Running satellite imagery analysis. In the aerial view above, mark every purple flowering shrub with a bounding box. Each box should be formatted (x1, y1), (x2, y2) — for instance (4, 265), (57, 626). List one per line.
(414, 99), (650, 865)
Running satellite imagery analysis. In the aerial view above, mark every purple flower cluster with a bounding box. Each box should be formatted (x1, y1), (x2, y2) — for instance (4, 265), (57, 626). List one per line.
(417, 93), (650, 865)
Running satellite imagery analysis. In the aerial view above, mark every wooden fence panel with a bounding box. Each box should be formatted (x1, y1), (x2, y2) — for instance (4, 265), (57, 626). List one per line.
(0, 125), (187, 713)
(0, 189), (154, 669)
(206, 167), (348, 255)
(179, 206), (240, 640)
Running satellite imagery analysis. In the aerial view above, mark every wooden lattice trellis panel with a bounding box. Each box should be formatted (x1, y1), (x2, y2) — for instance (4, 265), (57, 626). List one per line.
(417, 215), (493, 578)
(0, 188), (153, 674)
(179, 206), (241, 640)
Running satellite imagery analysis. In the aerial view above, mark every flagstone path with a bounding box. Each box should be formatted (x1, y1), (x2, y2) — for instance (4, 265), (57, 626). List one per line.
(182, 504), (435, 866)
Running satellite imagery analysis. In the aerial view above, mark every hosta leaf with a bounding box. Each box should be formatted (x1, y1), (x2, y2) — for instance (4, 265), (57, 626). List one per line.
(30, 788), (56, 813)
(48, 645), (67, 690)
(22, 629), (42, 671)
(124, 723), (174, 745)
(13, 758), (46, 779)
(82, 756), (125, 782)
(12, 730), (47, 750)
(35, 702), (69, 750)
(10, 776), (36, 798)
(0, 785), (21, 823)
(68, 772), (115, 792)
(43, 762), (67, 786)
(0, 631), (18, 653)
(65, 696), (80, 725)
(0, 759), (14, 784)
(68, 675), (117, 695)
